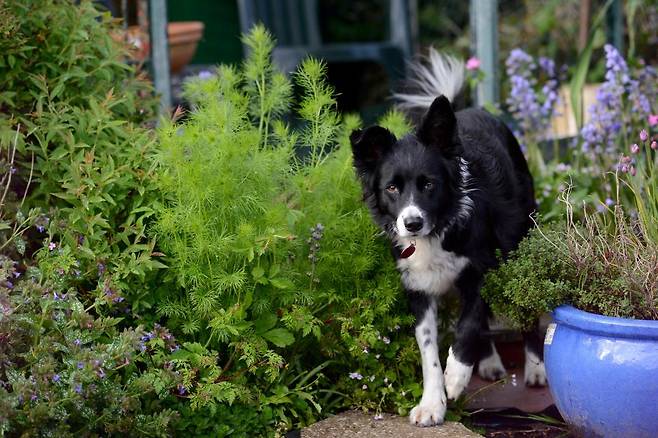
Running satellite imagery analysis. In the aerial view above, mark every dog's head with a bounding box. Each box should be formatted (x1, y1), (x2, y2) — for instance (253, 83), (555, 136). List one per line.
(350, 96), (463, 238)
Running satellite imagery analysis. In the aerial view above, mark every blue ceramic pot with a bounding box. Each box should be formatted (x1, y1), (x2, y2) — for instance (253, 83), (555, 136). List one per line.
(545, 305), (658, 438)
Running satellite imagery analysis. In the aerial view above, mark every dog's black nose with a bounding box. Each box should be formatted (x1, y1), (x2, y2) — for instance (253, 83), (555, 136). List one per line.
(404, 217), (423, 232)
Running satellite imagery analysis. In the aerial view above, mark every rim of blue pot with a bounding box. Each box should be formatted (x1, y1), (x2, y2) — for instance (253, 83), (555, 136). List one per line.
(553, 305), (658, 340)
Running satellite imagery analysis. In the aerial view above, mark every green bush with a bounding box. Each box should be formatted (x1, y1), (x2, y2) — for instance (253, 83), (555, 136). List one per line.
(481, 224), (574, 330)
(153, 25), (438, 433)
(0, 0), (162, 316)
(483, 205), (658, 329)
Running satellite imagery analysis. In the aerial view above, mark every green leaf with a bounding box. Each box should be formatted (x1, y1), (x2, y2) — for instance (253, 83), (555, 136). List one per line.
(254, 313), (277, 335)
(569, 0), (613, 128)
(262, 328), (295, 347)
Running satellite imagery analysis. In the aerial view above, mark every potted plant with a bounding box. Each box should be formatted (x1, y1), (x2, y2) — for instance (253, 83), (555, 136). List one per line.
(482, 124), (658, 437)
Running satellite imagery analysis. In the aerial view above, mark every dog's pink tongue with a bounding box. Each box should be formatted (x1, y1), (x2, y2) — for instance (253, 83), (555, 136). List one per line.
(400, 244), (415, 258)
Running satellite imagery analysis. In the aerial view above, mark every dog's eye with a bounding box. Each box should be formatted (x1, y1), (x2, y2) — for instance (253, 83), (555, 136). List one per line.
(385, 184), (398, 193)
(424, 181), (434, 191)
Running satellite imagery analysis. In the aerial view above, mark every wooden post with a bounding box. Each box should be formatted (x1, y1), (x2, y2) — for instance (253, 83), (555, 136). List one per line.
(470, 0), (499, 106)
(149, 0), (171, 113)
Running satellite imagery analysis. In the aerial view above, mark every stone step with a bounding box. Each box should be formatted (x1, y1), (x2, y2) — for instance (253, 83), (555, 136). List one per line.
(301, 410), (482, 438)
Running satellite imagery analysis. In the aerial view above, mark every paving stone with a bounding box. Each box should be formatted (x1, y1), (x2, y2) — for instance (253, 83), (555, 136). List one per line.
(301, 410), (482, 438)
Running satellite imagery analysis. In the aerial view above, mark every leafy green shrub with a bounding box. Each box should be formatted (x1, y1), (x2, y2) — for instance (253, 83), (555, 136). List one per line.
(481, 224), (574, 330)
(0, 0), (162, 314)
(0, 252), (180, 436)
(483, 199), (658, 329)
(154, 25), (437, 433)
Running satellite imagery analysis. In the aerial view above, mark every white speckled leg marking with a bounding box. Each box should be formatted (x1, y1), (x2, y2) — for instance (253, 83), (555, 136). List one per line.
(444, 347), (473, 400)
(524, 347), (547, 386)
(409, 300), (446, 427)
(478, 342), (507, 381)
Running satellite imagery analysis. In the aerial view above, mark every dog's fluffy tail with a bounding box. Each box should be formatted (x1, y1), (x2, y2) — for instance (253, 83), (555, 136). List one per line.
(394, 48), (465, 109)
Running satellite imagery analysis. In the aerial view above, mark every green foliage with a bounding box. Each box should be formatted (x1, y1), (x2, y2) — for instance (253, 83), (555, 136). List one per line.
(483, 202), (658, 328)
(154, 25), (433, 433)
(0, 251), (180, 436)
(0, 0), (162, 314)
(482, 224), (574, 330)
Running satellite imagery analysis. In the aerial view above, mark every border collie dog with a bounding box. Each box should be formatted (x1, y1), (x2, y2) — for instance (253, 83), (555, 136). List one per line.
(350, 50), (545, 426)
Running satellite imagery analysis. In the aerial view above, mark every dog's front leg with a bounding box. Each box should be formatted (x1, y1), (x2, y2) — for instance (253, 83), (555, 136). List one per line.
(444, 266), (487, 400)
(407, 291), (446, 426)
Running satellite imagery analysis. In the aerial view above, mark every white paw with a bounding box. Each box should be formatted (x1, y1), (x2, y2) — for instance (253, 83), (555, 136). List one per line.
(409, 396), (447, 427)
(478, 348), (507, 381)
(444, 347), (473, 400)
(524, 349), (547, 386)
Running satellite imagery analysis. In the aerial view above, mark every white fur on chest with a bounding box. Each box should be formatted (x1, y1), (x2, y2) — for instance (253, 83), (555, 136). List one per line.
(395, 236), (469, 295)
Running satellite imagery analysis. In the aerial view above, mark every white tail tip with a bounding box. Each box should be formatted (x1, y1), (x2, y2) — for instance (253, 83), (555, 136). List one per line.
(394, 47), (465, 110)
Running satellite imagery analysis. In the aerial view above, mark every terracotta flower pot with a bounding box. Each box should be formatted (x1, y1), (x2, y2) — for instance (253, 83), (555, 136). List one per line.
(168, 21), (204, 74)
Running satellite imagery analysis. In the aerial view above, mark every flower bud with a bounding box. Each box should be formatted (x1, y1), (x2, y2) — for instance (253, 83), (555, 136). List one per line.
(630, 143), (640, 154)
(639, 129), (648, 142)
(651, 141), (657, 150)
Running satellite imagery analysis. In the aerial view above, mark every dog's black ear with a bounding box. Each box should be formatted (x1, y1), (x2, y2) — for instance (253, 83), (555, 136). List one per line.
(350, 126), (396, 172)
(417, 95), (461, 156)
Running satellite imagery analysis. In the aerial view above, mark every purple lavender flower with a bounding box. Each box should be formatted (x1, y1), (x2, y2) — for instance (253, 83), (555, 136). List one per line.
(505, 49), (560, 145)
(640, 129), (649, 142)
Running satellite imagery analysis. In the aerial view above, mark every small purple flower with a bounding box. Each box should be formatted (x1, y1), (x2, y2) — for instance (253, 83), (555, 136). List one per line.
(374, 413), (384, 421)
(640, 129), (649, 142)
(31, 393), (38, 401)
(631, 143), (640, 154)
(74, 339), (82, 346)
(74, 384), (83, 394)
(48, 242), (56, 251)
(10, 166), (16, 174)
(198, 70), (213, 80)
(605, 198), (615, 207)
(177, 384), (187, 395)
(53, 292), (61, 301)
(37, 225), (45, 233)
(97, 263), (106, 276)
(52, 374), (61, 383)
(97, 368), (106, 379)
(77, 361), (84, 369)
(348, 372), (363, 380)
(5, 281), (13, 289)
(651, 141), (657, 150)
(13, 271), (21, 278)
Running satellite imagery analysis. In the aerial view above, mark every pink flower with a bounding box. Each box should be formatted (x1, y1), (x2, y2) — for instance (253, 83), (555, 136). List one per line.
(630, 143), (640, 154)
(649, 114), (658, 126)
(639, 129), (648, 142)
(630, 166), (637, 176)
(651, 141), (657, 150)
(466, 57), (481, 71)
